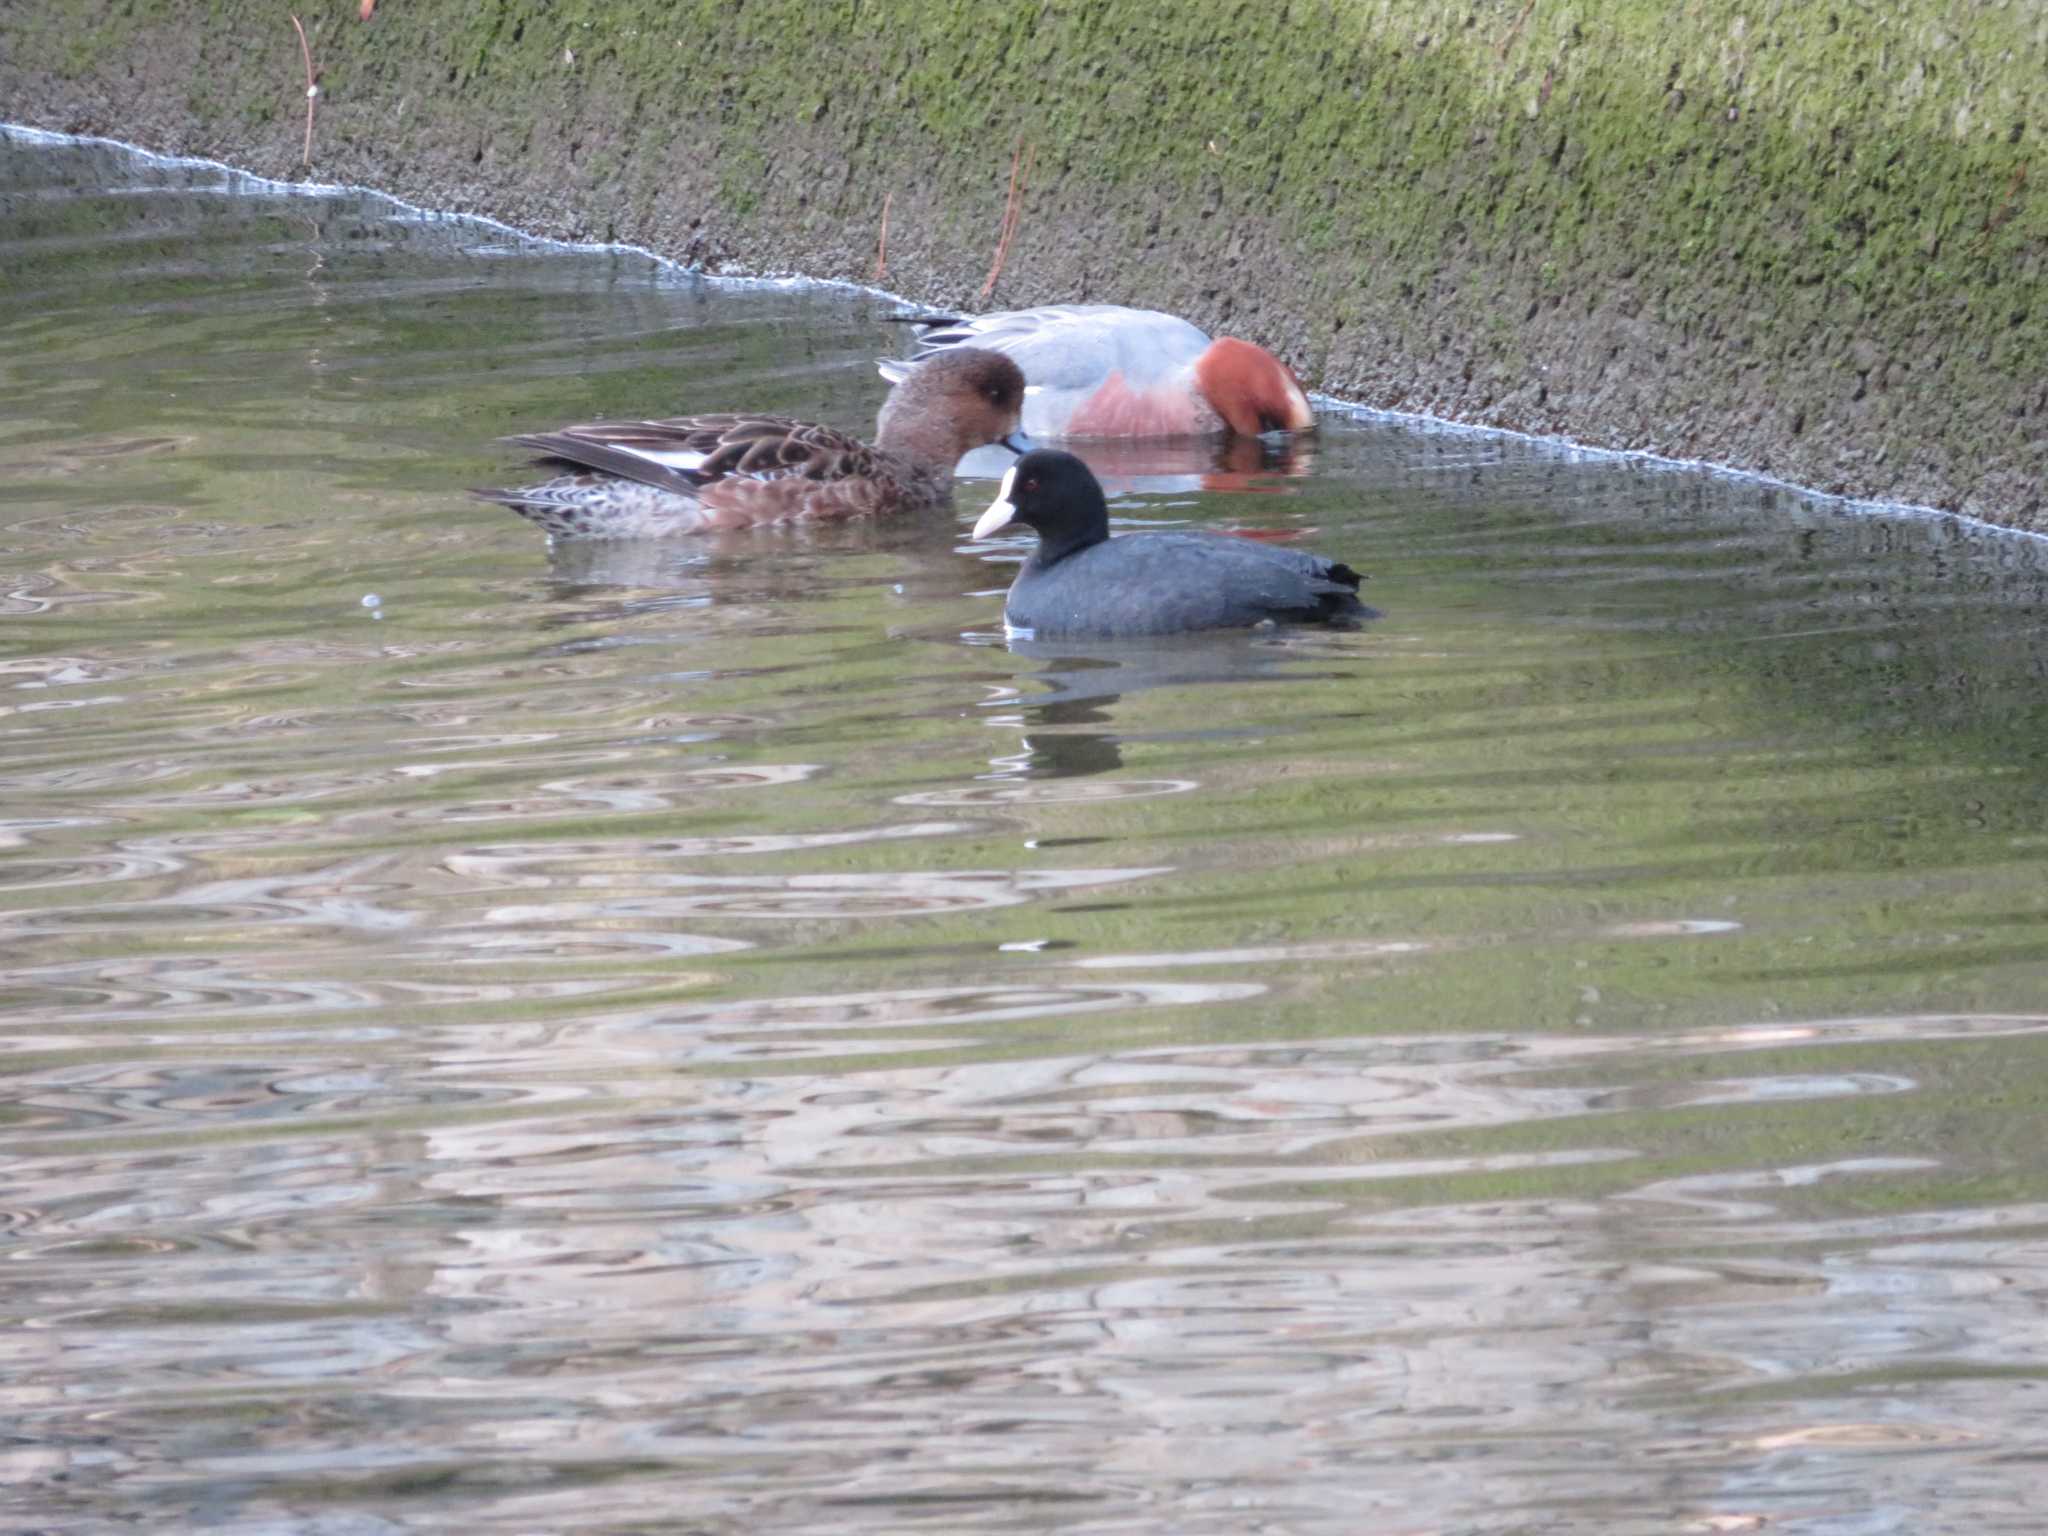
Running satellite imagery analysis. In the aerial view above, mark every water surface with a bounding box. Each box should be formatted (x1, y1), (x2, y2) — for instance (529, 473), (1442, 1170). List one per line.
(5, 129), (2048, 1535)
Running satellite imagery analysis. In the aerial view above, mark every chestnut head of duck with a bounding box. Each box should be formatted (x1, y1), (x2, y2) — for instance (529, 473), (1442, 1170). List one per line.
(1193, 337), (1316, 437)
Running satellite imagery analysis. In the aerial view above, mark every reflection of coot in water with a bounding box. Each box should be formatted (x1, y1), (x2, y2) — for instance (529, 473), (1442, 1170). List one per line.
(974, 451), (1377, 638)
(997, 629), (1362, 781)
(992, 672), (1129, 779)
(1006, 634), (1338, 709)
(1015, 726), (1126, 779)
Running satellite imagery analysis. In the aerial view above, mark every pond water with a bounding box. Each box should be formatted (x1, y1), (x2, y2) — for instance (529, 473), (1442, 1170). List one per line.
(5, 127), (2048, 1535)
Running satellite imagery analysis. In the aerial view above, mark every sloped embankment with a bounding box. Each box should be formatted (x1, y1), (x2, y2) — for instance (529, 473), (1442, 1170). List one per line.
(4, 0), (2042, 525)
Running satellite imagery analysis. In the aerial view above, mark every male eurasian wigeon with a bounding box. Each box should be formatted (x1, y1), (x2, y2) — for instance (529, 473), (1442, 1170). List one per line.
(973, 449), (1372, 638)
(475, 349), (1028, 538)
(879, 305), (1315, 440)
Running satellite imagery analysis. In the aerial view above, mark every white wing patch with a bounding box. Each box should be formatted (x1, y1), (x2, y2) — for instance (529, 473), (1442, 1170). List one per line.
(621, 447), (709, 472)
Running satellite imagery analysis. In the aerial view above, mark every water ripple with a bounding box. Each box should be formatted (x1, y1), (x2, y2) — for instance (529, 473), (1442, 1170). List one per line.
(896, 779), (1198, 806)
(479, 865), (1170, 922)
(8, 126), (2048, 1536)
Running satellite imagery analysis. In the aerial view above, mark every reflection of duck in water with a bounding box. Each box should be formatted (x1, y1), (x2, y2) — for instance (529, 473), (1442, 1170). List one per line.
(537, 506), (969, 600)
(949, 429), (1317, 498)
(475, 349), (1027, 538)
(974, 450), (1376, 638)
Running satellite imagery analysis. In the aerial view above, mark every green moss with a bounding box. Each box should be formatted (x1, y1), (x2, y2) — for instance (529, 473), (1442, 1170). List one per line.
(4, 0), (2042, 520)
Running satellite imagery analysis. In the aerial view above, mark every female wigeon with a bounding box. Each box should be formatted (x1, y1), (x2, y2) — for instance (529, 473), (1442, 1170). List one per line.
(476, 349), (1028, 538)
(880, 305), (1315, 440)
(973, 449), (1372, 637)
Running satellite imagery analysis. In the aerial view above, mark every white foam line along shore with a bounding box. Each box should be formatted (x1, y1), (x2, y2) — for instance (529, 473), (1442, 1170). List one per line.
(8, 120), (2040, 548)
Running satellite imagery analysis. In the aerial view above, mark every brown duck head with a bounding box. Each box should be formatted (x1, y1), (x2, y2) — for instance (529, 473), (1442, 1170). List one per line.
(875, 347), (1029, 469)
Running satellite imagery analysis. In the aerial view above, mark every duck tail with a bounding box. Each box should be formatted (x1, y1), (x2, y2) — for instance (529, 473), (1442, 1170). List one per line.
(469, 484), (602, 535)
(468, 487), (536, 509)
(879, 313), (968, 381)
(468, 484), (716, 539)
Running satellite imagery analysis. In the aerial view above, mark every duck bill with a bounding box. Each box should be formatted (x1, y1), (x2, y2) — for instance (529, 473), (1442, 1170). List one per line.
(972, 495), (1019, 541)
(998, 430), (1035, 457)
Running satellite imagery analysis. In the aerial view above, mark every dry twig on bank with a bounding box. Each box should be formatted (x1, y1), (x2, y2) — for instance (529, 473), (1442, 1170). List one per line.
(1497, 0), (1538, 58)
(290, 14), (318, 167)
(979, 140), (1034, 303)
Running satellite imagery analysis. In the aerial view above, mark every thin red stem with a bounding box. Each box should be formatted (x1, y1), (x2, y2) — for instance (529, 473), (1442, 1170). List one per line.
(979, 140), (1033, 303)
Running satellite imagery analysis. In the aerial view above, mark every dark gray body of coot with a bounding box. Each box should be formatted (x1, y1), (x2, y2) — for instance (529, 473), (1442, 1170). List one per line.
(972, 450), (1374, 638)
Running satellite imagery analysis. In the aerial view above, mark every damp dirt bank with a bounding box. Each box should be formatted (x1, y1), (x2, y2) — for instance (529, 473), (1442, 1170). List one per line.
(4, 0), (2043, 527)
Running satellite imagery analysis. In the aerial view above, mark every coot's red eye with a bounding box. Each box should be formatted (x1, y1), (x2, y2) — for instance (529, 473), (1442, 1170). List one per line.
(1022, 478), (1039, 493)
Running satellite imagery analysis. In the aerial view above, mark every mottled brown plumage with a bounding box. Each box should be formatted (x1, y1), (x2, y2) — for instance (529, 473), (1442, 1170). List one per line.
(474, 349), (1028, 538)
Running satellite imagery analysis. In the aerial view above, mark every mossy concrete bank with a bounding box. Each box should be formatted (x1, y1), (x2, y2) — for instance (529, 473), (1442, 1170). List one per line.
(4, 1), (2043, 524)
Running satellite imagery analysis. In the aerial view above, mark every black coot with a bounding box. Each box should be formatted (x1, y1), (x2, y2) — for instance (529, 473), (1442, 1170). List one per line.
(972, 450), (1374, 637)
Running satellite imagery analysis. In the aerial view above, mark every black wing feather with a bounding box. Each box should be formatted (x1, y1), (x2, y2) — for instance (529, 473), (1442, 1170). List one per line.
(507, 431), (708, 496)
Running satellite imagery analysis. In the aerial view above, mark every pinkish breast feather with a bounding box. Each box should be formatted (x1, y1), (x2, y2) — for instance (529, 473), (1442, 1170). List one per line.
(1065, 371), (1218, 437)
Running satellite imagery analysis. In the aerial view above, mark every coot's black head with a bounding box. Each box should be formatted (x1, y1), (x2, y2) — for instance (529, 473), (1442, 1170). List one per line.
(971, 449), (1109, 559)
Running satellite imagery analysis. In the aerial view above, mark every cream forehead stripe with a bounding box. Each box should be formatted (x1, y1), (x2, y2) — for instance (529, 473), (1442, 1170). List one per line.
(972, 465), (1020, 540)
